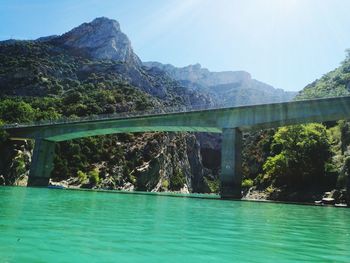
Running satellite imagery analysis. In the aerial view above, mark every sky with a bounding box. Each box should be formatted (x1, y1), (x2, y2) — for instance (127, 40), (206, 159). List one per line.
(1, 0), (350, 91)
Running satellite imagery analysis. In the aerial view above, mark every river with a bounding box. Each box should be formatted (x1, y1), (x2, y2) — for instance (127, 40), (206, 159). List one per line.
(0, 187), (349, 262)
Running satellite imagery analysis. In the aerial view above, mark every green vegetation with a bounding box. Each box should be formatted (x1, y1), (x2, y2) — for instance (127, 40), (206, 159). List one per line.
(242, 178), (254, 188)
(169, 168), (185, 191)
(0, 100), (36, 123)
(13, 155), (26, 177)
(0, 120), (8, 144)
(88, 168), (100, 185)
(161, 179), (169, 190)
(294, 50), (350, 203)
(261, 124), (331, 188)
(239, 50), (350, 202)
(297, 49), (350, 100)
(0, 41), (177, 189)
(205, 177), (220, 193)
(77, 170), (88, 183)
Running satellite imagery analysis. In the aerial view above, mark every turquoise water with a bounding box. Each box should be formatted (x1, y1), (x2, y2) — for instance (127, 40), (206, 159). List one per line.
(0, 187), (349, 263)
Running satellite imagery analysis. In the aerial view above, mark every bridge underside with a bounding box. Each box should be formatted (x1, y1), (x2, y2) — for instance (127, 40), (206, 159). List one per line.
(45, 126), (222, 142)
(26, 128), (243, 198)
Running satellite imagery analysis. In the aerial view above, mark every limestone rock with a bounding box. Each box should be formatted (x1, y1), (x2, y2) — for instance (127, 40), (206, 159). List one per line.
(54, 17), (141, 65)
(143, 61), (297, 107)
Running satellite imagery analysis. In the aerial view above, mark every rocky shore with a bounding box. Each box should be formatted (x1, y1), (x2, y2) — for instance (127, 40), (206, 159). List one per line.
(243, 186), (349, 207)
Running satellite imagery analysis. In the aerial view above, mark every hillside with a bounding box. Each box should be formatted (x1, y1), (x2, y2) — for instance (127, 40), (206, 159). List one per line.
(0, 17), (302, 196)
(296, 51), (350, 202)
(297, 52), (350, 100)
(144, 62), (297, 106)
(242, 52), (350, 204)
(0, 18), (214, 192)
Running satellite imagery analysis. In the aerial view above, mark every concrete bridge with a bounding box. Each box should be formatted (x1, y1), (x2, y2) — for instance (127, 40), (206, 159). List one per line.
(2, 96), (350, 198)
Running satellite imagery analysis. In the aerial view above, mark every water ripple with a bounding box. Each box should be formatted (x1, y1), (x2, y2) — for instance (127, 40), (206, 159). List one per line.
(0, 187), (349, 263)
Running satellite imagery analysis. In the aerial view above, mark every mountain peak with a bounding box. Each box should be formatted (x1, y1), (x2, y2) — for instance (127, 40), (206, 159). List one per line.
(55, 17), (140, 64)
(90, 17), (121, 30)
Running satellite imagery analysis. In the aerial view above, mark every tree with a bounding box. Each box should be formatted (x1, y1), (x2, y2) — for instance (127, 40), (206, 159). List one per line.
(0, 100), (35, 123)
(0, 119), (8, 144)
(88, 168), (100, 185)
(338, 120), (350, 153)
(77, 170), (88, 183)
(169, 168), (185, 190)
(262, 123), (331, 188)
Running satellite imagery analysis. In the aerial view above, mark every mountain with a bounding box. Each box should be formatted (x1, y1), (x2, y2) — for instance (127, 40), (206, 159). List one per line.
(52, 17), (141, 66)
(0, 17), (215, 193)
(0, 17), (296, 195)
(0, 18), (212, 106)
(144, 62), (297, 106)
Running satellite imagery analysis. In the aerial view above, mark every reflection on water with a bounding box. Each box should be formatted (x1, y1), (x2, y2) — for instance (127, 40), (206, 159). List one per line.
(0, 187), (349, 263)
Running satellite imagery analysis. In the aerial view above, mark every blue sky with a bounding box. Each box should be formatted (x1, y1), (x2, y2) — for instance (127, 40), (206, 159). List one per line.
(1, 0), (350, 91)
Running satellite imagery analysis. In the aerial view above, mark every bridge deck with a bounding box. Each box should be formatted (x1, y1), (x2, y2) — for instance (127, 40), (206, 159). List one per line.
(3, 96), (350, 141)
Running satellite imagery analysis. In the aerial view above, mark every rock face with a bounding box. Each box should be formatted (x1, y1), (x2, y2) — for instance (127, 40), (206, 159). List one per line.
(0, 140), (31, 186)
(144, 62), (250, 87)
(44, 17), (212, 104)
(85, 133), (210, 193)
(54, 17), (141, 65)
(144, 62), (297, 106)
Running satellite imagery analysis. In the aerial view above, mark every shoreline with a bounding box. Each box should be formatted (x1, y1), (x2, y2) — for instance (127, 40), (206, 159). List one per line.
(5, 184), (347, 208)
(60, 187), (350, 208)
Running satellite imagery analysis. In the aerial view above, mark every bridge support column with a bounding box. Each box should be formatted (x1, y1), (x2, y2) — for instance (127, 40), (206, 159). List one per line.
(28, 139), (55, 187)
(220, 128), (243, 199)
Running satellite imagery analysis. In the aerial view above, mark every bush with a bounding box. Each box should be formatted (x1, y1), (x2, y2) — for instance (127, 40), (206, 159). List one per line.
(0, 120), (8, 144)
(161, 179), (169, 190)
(0, 100), (35, 123)
(88, 168), (100, 185)
(242, 179), (254, 188)
(169, 168), (185, 191)
(14, 157), (26, 176)
(262, 124), (331, 188)
(204, 177), (220, 193)
(77, 170), (87, 183)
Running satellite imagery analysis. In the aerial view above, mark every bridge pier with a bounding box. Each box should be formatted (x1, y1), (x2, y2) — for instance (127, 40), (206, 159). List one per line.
(220, 128), (243, 199)
(28, 139), (55, 187)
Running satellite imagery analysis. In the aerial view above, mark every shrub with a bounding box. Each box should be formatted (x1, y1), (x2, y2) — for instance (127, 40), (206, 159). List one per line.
(88, 168), (100, 185)
(0, 100), (35, 123)
(0, 120), (8, 144)
(169, 168), (185, 191)
(242, 179), (254, 188)
(161, 179), (169, 190)
(77, 170), (87, 183)
(262, 124), (331, 188)
(205, 177), (220, 193)
(14, 157), (26, 176)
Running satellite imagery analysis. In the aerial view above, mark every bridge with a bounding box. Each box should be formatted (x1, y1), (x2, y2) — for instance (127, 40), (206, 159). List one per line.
(2, 96), (350, 198)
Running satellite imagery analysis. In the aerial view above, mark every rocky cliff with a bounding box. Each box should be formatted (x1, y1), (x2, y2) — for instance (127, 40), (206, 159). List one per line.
(144, 62), (297, 106)
(53, 17), (141, 65)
